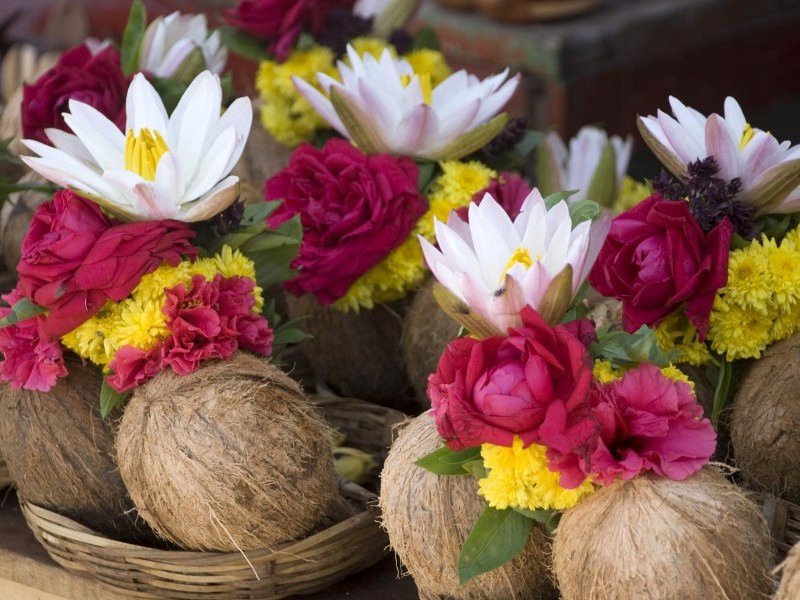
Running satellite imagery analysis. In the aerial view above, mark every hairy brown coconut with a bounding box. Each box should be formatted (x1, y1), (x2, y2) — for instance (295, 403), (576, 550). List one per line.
(231, 109), (292, 203)
(0, 452), (10, 489)
(730, 333), (800, 503)
(0, 355), (149, 542)
(116, 352), (342, 551)
(285, 292), (412, 410)
(380, 413), (557, 600)
(777, 541), (800, 599)
(401, 278), (460, 408)
(552, 468), (773, 600)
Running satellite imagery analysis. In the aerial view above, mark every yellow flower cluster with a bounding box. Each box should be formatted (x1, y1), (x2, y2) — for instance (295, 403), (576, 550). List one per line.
(592, 359), (694, 389)
(333, 160), (496, 311)
(61, 247), (262, 368)
(707, 229), (800, 360)
(257, 40), (452, 148)
(613, 176), (652, 213)
(655, 312), (713, 366)
(478, 437), (595, 511)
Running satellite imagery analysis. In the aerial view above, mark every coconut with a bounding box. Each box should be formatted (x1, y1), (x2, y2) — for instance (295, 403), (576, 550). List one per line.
(552, 468), (773, 600)
(1, 172), (50, 272)
(116, 352), (342, 551)
(401, 278), (460, 408)
(380, 413), (557, 600)
(777, 541), (800, 599)
(0, 355), (148, 542)
(730, 333), (800, 503)
(285, 292), (412, 410)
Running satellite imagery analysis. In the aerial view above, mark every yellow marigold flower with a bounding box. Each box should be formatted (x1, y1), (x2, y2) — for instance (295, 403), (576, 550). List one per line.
(766, 240), (800, 311)
(350, 37), (396, 60)
(403, 49), (452, 86)
(771, 301), (800, 342)
(417, 160), (496, 240)
(724, 243), (772, 313)
(708, 296), (774, 360)
(613, 176), (652, 213)
(593, 359), (621, 383)
(478, 437), (595, 511)
(781, 224), (800, 250)
(61, 307), (116, 366)
(654, 312), (712, 366)
(660, 364), (694, 389)
(256, 46), (336, 147)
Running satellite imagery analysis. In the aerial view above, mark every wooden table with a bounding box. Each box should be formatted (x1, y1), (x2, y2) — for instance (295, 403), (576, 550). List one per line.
(0, 491), (418, 600)
(417, 0), (800, 140)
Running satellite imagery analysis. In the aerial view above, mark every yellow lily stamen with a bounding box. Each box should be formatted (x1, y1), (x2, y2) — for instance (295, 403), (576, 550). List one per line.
(124, 128), (169, 181)
(502, 247), (541, 281)
(739, 123), (755, 150)
(400, 73), (433, 104)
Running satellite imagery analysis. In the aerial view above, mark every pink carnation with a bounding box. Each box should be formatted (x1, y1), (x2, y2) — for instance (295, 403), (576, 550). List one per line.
(0, 288), (67, 391)
(107, 345), (162, 392)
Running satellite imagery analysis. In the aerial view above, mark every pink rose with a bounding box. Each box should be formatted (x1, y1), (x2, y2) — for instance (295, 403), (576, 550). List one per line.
(22, 42), (129, 144)
(266, 139), (427, 304)
(588, 194), (732, 339)
(17, 190), (196, 337)
(428, 306), (593, 450)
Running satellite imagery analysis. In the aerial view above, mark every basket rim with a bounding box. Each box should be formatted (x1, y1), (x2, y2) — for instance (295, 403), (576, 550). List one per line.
(21, 480), (381, 563)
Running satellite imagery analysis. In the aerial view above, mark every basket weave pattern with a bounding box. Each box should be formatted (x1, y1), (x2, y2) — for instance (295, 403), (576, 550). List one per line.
(21, 395), (407, 599)
(762, 494), (800, 560)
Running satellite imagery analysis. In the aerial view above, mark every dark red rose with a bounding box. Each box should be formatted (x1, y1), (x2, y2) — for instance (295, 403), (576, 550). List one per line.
(458, 172), (532, 221)
(427, 306), (593, 450)
(17, 190), (196, 337)
(224, 0), (355, 61)
(588, 194), (732, 339)
(22, 42), (129, 144)
(265, 138), (427, 304)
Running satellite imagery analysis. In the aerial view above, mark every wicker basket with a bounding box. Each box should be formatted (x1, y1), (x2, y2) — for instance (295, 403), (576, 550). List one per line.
(762, 494), (800, 561)
(21, 395), (408, 599)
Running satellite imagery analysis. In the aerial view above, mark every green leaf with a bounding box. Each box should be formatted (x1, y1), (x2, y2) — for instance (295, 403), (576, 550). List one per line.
(512, 507), (560, 535)
(100, 379), (130, 419)
(711, 359), (733, 427)
(584, 141), (617, 208)
(170, 46), (207, 84)
(462, 459), (487, 479)
(0, 297), (46, 329)
(415, 445), (481, 476)
(568, 199), (602, 227)
(458, 507), (533, 585)
(416, 160), (438, 193)
(535, 135), (561, 197)
(591, 325), (678, 368)
(221, 26), (269, 62)
(543, 190), (578, 210)
(120, 0), (147, 76)
(244, 202), (278, 226)
(411, 27), (441, 51)
(296, 32), (316, 51)
(150, 77), (188, 113)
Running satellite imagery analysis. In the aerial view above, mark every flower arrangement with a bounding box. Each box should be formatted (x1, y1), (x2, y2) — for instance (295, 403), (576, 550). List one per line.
(594, 94), (800, 422)
(411, 189), (717, 583)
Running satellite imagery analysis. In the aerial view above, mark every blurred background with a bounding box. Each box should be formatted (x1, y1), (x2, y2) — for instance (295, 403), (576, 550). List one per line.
(3, 0), (800, 178)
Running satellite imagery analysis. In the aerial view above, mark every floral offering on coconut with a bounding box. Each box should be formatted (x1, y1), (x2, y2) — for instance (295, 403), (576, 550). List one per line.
(1, 68), (304, 416)
(592, 94), (800, 423)
(411, 190), (717, 583)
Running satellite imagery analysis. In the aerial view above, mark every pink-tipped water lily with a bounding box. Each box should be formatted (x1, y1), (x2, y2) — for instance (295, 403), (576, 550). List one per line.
(638, 96), (800, 214)
(293, 45), (520, 161)
(139, 12), (227, 78)
(419, 190), (611, 334)
(21, 71), (251, 222)
(538, 126), (632, 207)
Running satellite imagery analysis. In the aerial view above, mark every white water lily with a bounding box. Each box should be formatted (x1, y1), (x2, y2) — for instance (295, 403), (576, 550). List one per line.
(638, 96), (800, 213)
(139, 12), (226, 78)
(294, 45), (519, 161)
(354, 0), (420, 35)
(419, 190), (611, 333)
(21, 70), (251, 222)
(539, 126), (632, 206)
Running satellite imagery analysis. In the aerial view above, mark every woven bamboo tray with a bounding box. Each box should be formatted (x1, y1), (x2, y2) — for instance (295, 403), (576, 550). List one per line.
(762, 494), (800, 561)
(21, 395), (408, 599)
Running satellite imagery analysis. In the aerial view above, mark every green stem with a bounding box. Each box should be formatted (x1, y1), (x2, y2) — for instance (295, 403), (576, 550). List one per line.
(711, 359), (733, 427)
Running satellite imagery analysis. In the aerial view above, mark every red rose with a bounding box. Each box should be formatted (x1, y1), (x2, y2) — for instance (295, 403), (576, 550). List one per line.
(265, 139), (427, 304)
(224, 0), (355, 61)
(459, 172), (532, 221)
(17, 190), (196, 337)
(22, 42), (129, 144)
(427, 306), (593, 450)
(588, 194), (732, 339)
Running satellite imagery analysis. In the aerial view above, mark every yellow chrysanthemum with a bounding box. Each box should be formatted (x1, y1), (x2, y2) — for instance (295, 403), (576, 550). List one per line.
(771, 300), (800, 342)
(708, 296), (774, 360)
(62, 247), (261, 367)
(654, 312), (713, 366)
(613, 176), (652, 213)
(766, 240), (800, 311)
(403, 48), (452, 86)
(724, 243), (771, 313)
(350, 37), (397, 60)
(478, 437), (595, 511)
(256, 46), (337, 147)
(592, 359), (621, 383)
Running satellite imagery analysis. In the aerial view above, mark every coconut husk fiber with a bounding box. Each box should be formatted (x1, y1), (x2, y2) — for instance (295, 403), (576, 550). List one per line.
(776, 541), (800, 599)
(380, 412), (557, 600)
(285, 292), (412, 410)
(1, 172), (50, 272)
(116, 352), (342, 552)
(0, 355), (150, 543)
(552, 468), (773, 600)
(401, 278), (460, 408)
(730, 333), (800, 504)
